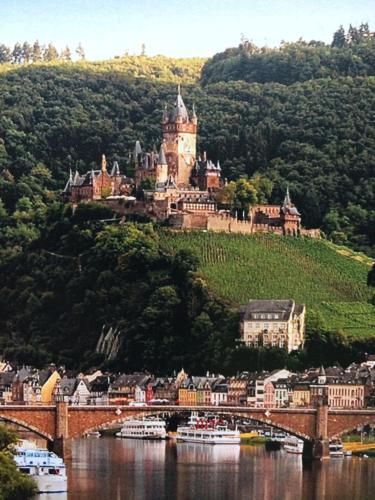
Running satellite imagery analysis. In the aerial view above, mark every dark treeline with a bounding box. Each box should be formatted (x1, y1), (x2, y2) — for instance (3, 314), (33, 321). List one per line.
(201, 24), (375, 86)
(0, 40), (85, 64)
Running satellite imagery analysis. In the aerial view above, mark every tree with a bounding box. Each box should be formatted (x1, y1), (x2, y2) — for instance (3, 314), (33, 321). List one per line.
(331, 26), (346, 48)
(0, 424), (37, 499)
(0, 44), (11, 64)
(22, 42), (33, 63)
(60, 46), (71, 62)
(12, 42), (23, 64)
(76, 43), (85, 60)
(32, 40), (42, 62)
(44, 43), (58, 62)
(141, 43), (146, 56)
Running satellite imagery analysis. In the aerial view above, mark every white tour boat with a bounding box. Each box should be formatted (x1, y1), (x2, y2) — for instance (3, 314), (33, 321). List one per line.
(176, 418), (240, 445)
(284, 436), (304, 454)
(329, 440), (344, 457)
(115, 418), (167, 439)
(14, 446), (68, 493)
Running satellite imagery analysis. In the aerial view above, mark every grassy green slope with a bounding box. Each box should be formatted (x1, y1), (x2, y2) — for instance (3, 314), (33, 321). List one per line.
(159, 231), (375, 338)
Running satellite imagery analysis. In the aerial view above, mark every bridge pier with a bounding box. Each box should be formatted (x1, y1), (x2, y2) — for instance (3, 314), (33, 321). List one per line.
(52, 401), (72, 460)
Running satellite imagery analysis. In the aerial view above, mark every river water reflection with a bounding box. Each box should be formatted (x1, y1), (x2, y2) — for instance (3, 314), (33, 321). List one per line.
(53, 437), (375, 500)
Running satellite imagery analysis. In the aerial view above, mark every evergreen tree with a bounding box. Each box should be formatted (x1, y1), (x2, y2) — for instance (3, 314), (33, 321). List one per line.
(12, 42), (23, 64)
(76, 43), (85, 60)
(348, 24), (361, 44)
(22, 41), (33, 63)
(43, 43), (59, 62)
(331, 25), (346, 48)
(32, 40), (42, 62)
(60, 46), (72, 62)
(0, 44), (11, 63)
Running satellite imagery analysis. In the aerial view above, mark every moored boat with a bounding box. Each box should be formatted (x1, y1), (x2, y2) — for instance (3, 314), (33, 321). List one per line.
(176, 418), (240, 445)
(284, 436), (304, 454)
(14, 446), (68, 493)
(329, 440), (344, 457)
(115, 419), (167, 439)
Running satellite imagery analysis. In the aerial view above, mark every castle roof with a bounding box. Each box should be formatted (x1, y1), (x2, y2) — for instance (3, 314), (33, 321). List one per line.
(169, 86), (189, 123)
(158, 144), (167, 165)
(111, 161), (120, 176)
(281, 187), (301, 216)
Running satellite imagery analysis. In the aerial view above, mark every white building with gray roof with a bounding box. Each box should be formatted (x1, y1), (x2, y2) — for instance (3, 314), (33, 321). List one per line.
(240, 299), (305, 352)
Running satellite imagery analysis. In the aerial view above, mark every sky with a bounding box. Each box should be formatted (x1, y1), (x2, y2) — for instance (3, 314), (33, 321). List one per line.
(0, 0), (374, 59)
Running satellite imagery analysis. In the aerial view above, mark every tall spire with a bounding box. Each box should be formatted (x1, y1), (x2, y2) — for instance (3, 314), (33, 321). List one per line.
(101, 154), (107, 172)
(158, 144), (167, 165)
(133, 141), (142, 162)
(170, 85), (189, 123)
(284, 186), (291, 206)
(111, 161), (120, 176)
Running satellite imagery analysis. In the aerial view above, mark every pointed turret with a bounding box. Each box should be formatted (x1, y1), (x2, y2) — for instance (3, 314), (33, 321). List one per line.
(73, 170), (80, 185)
(133, 141), (142, 162)
(63, 169), (73, 192)
(156, 144), (168, 185)
(158, 144), (167, 165)
(101, 154), (107, 172)
(283, 186), (291, 207)
(170, 85), (189, 123)
(111, 161), (120, 176)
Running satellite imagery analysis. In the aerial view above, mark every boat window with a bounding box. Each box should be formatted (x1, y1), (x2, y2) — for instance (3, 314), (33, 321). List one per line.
(49, 468), (60, 475)
(19, 467), (31, 474)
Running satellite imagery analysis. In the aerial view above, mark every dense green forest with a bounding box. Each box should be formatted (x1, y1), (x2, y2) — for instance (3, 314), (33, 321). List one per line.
(0, 26), (374, 255)
(0, 25), (374, 372)
(201, 24), (375, 86)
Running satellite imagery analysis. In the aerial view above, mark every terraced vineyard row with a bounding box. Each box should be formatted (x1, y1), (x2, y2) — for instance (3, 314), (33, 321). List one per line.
(159, 231), (375, 338)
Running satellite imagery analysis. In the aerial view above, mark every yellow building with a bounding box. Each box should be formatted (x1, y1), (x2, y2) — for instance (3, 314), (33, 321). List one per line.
(291, 383), (311, 407)
(41, 371), (61, 404)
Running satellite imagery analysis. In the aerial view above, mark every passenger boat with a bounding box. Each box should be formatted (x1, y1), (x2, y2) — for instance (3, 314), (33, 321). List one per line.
(115, 419), (167, 439)
(14, 446), (68, 493)
(329, 440), (344, 457)
(176, 418), (240, 445)
(85, 431), (101, 437)
(284, 436), (304, 454)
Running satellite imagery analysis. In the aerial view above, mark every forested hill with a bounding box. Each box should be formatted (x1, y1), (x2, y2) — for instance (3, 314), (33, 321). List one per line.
(0, 57), (374, 254)
(200, 25), (375, 86)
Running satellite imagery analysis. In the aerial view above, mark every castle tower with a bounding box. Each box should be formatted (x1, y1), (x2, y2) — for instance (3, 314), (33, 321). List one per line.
(162, 86), (197, 187)
(280, 187), (301, 236)
(155, 144), (168, 185)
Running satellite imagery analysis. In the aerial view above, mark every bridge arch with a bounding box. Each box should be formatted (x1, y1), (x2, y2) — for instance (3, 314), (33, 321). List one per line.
(0, 415), (53, 441)
(329, 413), (375, 440)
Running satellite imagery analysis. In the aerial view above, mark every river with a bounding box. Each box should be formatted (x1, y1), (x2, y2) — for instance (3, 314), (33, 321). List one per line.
(36, 437), (375, 500)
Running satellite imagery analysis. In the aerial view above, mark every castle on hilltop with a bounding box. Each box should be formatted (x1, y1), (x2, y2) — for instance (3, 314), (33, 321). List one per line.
(63, 87), (319, 238)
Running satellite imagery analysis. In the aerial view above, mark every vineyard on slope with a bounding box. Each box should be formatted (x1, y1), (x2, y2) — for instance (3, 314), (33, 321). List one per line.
(159, 231), (375, 338)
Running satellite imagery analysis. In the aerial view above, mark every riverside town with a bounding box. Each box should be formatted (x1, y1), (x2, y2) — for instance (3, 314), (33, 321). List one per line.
(0, 5), (375, 499)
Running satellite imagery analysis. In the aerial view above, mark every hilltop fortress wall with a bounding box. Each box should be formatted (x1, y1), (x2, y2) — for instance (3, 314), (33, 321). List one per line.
(170, 212), (319, 238)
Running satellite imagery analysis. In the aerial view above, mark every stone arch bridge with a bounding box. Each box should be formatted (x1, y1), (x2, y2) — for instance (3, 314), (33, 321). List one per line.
(1, 403), (375, 459)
